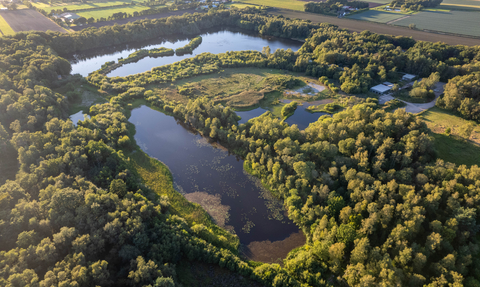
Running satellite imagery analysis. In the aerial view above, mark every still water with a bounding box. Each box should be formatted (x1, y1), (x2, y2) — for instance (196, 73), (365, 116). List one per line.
(236, 101), (329, 130)
(130, 106), (301, 247)
(69, 28), (303, 77)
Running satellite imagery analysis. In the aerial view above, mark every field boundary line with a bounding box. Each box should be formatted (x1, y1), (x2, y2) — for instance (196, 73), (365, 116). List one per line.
(386, 15), (410, 24)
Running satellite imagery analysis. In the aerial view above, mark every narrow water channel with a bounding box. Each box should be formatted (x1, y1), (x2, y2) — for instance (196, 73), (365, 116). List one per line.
(129, 105), (305, 262)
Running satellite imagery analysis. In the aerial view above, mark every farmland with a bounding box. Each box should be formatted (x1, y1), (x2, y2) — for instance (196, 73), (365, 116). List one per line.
(77, 5), (150, 19)
(270, 9), (480, 46)
(440, 0), (480, 10)
(393, 10), (480, 37)
(346, 10), (407, 23)
(32, 1), (132, 13)
(1, 9), (66, 33)
(236, 0), (306, 11)
(0, 14), (14, 36)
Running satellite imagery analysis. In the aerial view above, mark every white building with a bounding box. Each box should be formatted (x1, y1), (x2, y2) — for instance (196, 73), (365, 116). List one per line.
(370, 84), (392, 95)
(402, 73), (416, 81)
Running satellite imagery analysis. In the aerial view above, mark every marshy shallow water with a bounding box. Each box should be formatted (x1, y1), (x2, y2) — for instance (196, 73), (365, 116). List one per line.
(129, 105), (306, 262)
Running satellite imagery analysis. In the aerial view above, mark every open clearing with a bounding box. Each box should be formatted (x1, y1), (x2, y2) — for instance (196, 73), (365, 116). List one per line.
(393, 10), (480, 37)
(346, 10), (407, 23)
(33, 1), (131, 13)
(270, 8), (480, 46)
(77, 5), (149, 19)
(0, 14), (14, 36)
(237, 0), (306, 11)
(1, 9), (66, 33)
(440, 0), (480, 9)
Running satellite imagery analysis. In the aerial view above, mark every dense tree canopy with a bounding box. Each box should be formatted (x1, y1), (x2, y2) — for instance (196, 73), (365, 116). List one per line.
(1, 7), (480, 287)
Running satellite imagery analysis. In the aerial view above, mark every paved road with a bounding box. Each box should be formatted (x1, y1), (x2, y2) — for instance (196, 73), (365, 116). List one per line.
(0, 9), (66, 33)
(70, 9), (203, 31)
(270, 9), (480, 46)
(379, 82), (445, 113)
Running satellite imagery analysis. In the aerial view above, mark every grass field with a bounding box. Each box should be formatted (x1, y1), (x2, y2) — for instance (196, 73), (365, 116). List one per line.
(394, 10), (480, 37)
(32, 1), (131, 13)
(77, 5), (149, 19)
(235, 0), (306, 11)
(440, 0), (480, 10)
(227, 3), (260, 9)
(0, 15), (15, 36)
(346, 10), (408, 23)
(420, 107), (480, 166)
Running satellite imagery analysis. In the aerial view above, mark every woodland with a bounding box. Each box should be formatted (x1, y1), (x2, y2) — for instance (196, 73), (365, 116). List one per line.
(1, 6), (480, 287)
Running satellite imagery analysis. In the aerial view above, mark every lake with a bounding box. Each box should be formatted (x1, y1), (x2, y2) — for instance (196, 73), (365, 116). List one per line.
(129, 105), (305, 262)
(69, 28), (304, 77)
(237, 100), (329, 130)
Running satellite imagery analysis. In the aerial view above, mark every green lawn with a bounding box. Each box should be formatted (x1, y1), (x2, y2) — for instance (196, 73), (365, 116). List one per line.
(431, 133), (480, 166)
(77, 5), (149, 19)
(394, 10), (480, 37)
(346, 10), (409, 23)
(421, 107), (480, 166)
(236, 0), (306, 11)
(33, 1), (132, 13)
(0, 15), (14, 36)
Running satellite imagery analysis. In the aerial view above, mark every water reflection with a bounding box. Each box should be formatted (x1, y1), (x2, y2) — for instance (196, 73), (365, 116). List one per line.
(68, 27), (303, 77)
(129, 105), (300, 245)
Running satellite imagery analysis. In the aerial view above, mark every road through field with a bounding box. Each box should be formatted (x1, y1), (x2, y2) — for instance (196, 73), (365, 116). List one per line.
(271, 9), (480, 46)
(1, 9), (66, 33)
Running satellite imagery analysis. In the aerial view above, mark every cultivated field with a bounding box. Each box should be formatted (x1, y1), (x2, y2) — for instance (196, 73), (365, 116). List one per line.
(394, 10), (480, 37)
(32, 1), (132, 13)
(0, 14), (14, 36)
(346, 10), (407, 23)
(236, 0), (306, 11)
(1, 9), (66, 33)
(77, 5), (149, 19)
(270, 9), (480, 46)
(440, 0), (480, 10)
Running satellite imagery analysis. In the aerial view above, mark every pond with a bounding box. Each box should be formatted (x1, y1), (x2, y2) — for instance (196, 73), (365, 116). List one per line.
(69, 27), (304, 77)
(236, 101), (329, 130)
(130, 105), (305, 262)
(69, 111), (90, 126)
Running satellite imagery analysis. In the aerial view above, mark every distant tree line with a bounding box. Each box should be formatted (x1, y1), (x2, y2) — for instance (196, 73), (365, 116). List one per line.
(1, 7), (480, 287)
(389, 0), (443, 11)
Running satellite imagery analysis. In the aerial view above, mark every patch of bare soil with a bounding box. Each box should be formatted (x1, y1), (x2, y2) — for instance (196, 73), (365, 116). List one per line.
(185, 192), (234, 232)
(241, 231), (306, 264)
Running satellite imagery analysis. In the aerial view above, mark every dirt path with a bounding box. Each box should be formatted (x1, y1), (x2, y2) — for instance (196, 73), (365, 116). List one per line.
(270, 9), (480, 46)
(386, 15), (410, 24)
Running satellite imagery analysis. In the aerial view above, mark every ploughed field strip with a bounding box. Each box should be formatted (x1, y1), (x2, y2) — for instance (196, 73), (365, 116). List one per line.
(270, 8), (480, 46)
(1, 9), (66, 33)
(393, 10), (480, 37)
(440, 0), (480, 8)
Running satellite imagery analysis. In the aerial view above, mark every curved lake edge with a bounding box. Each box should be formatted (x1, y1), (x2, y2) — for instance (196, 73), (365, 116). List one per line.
(127, 103), (306, 262)
(67, 27), (304, 77)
